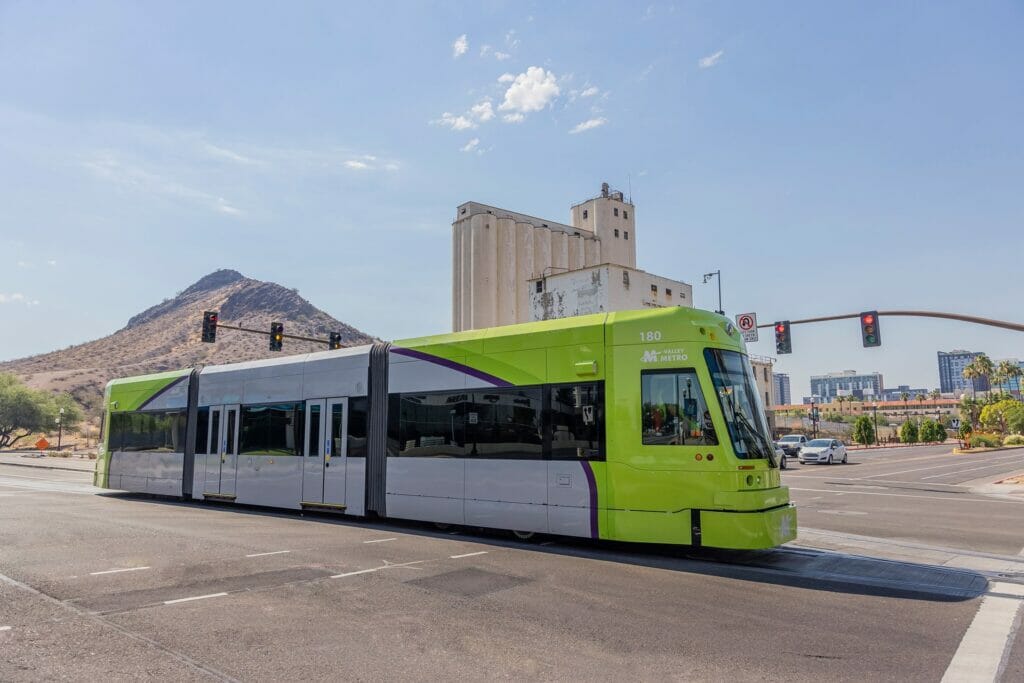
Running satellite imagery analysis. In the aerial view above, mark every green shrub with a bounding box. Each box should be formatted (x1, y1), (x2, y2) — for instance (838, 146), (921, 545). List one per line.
(899, 420), (919, 444)
(852, 416), (875, 445)
(969, 433), (1002, 448)
(1004, 434), (1024, 446)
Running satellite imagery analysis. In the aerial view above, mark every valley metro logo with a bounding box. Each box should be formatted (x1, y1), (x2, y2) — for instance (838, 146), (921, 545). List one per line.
(641, 349), (689, 363)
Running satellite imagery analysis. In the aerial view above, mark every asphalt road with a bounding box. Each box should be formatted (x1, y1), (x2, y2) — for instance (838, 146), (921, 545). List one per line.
(0, 452), (1022, 681)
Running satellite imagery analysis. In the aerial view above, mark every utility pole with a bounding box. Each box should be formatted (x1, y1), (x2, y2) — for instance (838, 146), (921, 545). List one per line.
(702, 270), (723, 315)
(56, 408), (64, 451)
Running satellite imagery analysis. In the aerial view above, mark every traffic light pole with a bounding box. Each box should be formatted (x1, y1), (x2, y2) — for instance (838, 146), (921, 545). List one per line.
(757, 310), (1024, 333)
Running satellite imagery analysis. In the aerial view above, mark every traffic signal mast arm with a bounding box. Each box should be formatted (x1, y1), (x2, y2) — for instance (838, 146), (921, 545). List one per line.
(213, 321), (334, 345)
(757, 310), (1024, 334)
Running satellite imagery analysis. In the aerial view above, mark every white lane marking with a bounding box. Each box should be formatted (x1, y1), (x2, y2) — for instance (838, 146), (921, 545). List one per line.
(789, 487), (1024, 505)
(163, 592), (227, 605)
(863, 453), (1024, 480)
(245, 550), (291, 557)
(816, 510), (868, 516)
(0, 625), (11, 631)
(450, 551), (488, 559)
(921, 460), (1024, 481)
(330, 560), (424, 579)
(89, 566), (150, 576)
(941, 582), (1024, 682)
(363, 538), (397, 544)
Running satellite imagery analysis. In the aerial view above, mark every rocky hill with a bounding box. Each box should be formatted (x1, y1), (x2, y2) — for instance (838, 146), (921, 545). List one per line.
(0, 269), (376, 417)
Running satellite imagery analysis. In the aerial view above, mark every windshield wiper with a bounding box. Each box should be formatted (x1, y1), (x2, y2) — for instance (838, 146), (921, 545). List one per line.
(732, 409), (777, 468)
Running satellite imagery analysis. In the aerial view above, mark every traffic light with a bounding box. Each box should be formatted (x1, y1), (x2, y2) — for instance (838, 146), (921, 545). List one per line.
(270, 322), (284, 351)
(202, 311), (218, 343)
(860, 311), (881, 347)
(329, 332), (342, 350)
(774, 321), (792, 354)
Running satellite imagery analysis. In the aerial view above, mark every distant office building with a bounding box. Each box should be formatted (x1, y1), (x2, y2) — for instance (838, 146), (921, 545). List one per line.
(773, 373), (792, 406)
(880, 385), (931, 402)
(937, 350), (989, 394)
(993, 358), (1024, 394)
(809, 370), (883, 401)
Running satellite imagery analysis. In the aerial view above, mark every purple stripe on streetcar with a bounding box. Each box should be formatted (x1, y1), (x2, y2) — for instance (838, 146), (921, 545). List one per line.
(389, 347), (513, 387)
(581, 461), (599, 540)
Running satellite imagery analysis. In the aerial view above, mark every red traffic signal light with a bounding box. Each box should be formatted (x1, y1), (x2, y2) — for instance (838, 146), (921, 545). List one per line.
(774, 321), (792, 354)
(860, 311), (881, 347)
(202, 311), (218, 343)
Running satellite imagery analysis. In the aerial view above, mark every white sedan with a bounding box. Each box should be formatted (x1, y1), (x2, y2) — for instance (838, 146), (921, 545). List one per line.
(799, 438), (848, 465)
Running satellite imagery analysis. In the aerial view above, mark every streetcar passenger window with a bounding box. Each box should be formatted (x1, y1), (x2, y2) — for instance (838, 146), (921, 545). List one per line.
(347, 396), (369, 458)
(194, 407), (209, 454)
(238, 403), (302, 455)
(548, 383), (605, 460)
(393, 392), (468, 457)
(466, 388), (542, 459)
(641, 371), (717, 446)
(114, 410), (188, 452)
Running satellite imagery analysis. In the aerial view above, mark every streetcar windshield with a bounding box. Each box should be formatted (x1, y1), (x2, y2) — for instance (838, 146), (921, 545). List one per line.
(703, 348), (777, 464)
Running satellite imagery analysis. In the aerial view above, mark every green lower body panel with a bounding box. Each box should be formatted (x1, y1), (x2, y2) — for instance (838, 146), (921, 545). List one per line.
(606, 509), (694, 545)
(700, 505), (798, 550)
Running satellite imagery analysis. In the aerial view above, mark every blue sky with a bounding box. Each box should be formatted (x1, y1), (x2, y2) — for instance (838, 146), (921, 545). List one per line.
(1, 1), (1022, 399)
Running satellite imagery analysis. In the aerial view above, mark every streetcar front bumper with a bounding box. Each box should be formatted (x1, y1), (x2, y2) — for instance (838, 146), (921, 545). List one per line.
(699, 504), (798, 550)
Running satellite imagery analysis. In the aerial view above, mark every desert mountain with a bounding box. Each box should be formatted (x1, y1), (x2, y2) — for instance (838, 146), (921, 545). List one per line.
(0, 269), (376, 417)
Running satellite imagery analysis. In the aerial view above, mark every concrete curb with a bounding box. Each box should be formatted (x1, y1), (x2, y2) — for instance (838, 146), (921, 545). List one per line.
(0, 460), (95, 473)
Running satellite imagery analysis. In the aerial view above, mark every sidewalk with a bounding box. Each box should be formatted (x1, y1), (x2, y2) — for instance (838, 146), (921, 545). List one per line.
(0, 452), (97, 473)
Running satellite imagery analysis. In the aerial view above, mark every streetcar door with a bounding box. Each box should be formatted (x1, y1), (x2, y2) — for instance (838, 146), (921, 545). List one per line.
(203, 404), (239, 496)
(302, 400), (327, 504)
(219, 405), (240, 495)
(203, 407), (223, 494)
(322, 398), (348, 507)
(302, 398), (348, 507)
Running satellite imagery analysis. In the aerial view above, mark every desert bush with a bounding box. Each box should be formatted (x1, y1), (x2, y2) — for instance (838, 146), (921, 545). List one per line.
(969, 433), (1002, 448)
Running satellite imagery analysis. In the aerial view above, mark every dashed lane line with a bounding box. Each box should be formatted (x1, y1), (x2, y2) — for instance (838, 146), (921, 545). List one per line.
(0, 570), (238, 681)
(450, 551), (489, 559)
(0, 625), (11, 631)
(163, 592), (228, 606)
(245, 550), (291, 558)
(363, 538), (397, 544)
(330, 560), (425, 579)
(90, 566), (150, 576)
(941, 582), (1024, 682)
(790, 487), (1024, 505)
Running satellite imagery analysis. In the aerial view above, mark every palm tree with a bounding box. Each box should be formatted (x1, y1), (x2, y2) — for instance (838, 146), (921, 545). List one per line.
(835, 395), (845, 414)
(916, 393), (926, 411)
(929, 388), (940, 401)
(968, 354), (995, 397)
(900, 391), (910, 421)
(994, 360), (1023, 400)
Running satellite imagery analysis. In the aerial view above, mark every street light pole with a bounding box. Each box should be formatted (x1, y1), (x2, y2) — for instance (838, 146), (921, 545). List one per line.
(56, 407), (64, 451)
(872, 404), (878, 446)
(702, 270), (723, 315)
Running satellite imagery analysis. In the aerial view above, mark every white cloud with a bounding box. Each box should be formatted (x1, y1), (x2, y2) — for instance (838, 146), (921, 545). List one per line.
(47, 260), (57, 266)
(344, 160), (370, 170)
(639, 63), (655, 80)
(480, 44), (491, 57)
(433, 112), (477, 131)
(494, 51), (511, 61)
(498, 73), (516, 83)
(502, 113), (525, 123)
(470, 100), (494, 122)
(383, 162), (400, 171)
(570, 117), (608, 134)
(498, 67), (560, 118)
(505, 29), (520, 49)
(580, 86), (599, 98)
(0, 292), (37, 306)
(699, 50), (724, 68)
(203, 143), (260, 166)
(452, 34), (468, 58)
(461, 138), (480, 153)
